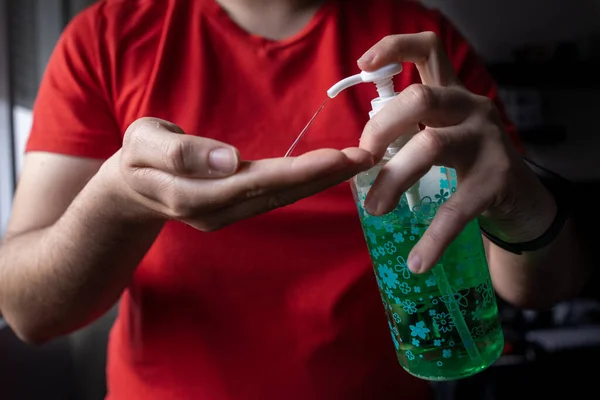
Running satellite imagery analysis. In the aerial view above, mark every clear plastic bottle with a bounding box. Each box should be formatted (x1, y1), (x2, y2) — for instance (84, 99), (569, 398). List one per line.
(329, 64), (504, 380)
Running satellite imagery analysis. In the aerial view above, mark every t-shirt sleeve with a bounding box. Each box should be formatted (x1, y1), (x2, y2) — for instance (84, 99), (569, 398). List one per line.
(432, 10), (523, 153)
(25, 5), (122, 159)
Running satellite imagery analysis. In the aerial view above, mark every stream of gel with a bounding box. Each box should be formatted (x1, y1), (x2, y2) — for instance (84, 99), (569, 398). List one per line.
(284, 99), (328, 158)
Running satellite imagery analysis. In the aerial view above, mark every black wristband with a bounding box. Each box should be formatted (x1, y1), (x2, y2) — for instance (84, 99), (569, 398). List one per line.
(480, 159), (573, 255)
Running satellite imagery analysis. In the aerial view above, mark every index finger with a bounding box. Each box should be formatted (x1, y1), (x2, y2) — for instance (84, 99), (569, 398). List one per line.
(359, 85), (475, 159)
(134, 147), (373, 214)
(206, 147), (374, 208)
(357, 32), (461, 87)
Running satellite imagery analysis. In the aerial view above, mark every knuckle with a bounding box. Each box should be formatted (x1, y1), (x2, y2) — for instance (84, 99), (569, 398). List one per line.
(122, 122), (147, 163)
(417, 128), (444, 155)
(163, 137), (190, 175)
(123, 118), (152, 145)
(438, 201), (469, 227)
(421, 31), (441, 49)
(468, 96), (506, 141)
(473, 96), (502, 127)
(380, 34), (399, 48)
(406, 84), (436, 112)
(479, 96), (500, 120)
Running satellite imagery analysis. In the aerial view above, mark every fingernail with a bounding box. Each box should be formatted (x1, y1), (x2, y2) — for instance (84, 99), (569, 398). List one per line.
(208, 148), (237, 173)
(358, 50), (375, 65)
(408, 253), (422, 273)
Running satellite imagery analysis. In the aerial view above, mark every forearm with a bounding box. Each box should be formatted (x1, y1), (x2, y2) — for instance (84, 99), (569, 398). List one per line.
(486, 216), (592, 310)
(0, 168), (163, 344)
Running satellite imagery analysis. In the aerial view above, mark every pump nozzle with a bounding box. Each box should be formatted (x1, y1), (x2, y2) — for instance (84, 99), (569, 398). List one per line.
(328, 62), (421, 209)
(327, 63), (403, 99)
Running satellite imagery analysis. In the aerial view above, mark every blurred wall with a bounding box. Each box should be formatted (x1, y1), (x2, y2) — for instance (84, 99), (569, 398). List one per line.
(422, 0), (600, 181)
(422, 0), (600, 62)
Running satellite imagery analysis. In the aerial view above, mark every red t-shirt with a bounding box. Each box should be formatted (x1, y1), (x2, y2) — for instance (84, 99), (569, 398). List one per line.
(27, 0), (518, 399)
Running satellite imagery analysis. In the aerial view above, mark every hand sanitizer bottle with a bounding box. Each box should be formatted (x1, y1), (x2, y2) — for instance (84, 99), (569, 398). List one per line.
(328, 64), (504, 381)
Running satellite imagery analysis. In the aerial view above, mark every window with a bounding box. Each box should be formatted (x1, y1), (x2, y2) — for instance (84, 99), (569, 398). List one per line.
(0, 0), (95, 234)
(0, 0), (14, 236)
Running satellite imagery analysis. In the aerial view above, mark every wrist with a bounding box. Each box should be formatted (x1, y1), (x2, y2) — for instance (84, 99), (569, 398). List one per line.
(479, 166), (573, 255)
(480, 183), (557, 244)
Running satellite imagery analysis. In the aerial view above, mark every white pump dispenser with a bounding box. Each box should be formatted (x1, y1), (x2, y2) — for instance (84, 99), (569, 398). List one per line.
(327, 63), (422, 209)
(327, 63), (403, 119)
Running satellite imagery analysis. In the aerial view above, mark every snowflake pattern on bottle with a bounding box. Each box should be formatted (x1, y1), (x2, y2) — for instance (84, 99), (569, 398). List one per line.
(351, 165), (503, 379)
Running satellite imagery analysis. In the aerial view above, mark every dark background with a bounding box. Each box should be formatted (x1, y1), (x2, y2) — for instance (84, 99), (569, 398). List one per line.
(1, 1), (599, 399)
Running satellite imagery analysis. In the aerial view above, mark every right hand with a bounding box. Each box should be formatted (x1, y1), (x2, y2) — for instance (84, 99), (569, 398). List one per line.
(102, 117), (374, 231)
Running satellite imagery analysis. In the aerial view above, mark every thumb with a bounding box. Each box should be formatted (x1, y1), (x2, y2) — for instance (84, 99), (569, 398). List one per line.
(123, 117), (241, 179)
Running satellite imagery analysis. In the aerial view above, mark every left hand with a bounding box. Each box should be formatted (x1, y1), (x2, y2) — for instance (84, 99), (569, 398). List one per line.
(356, 32), (557, 274)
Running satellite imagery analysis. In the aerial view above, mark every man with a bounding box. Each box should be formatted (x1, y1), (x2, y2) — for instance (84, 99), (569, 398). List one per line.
(0, 0), (592, 399)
